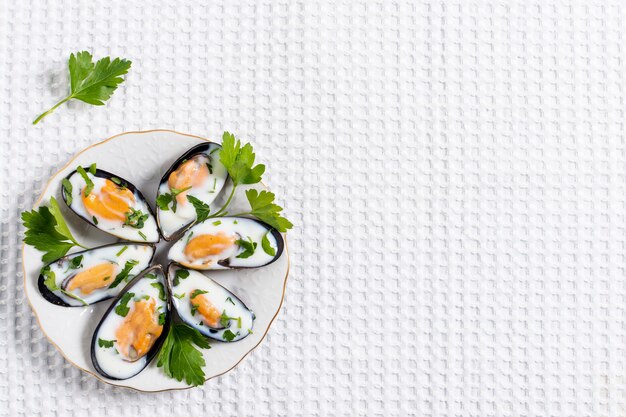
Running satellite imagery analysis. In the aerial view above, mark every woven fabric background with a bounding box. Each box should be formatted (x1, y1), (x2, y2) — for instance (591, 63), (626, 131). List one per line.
(1, 1), (626, 416)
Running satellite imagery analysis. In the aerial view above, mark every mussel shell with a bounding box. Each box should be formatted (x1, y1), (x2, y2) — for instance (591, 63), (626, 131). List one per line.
(62, 168), (160, 243)
(38, 242), (156, 307)
(168, 217), (284, 270)
(167, 263), (255, 342)
(156, 142), (227, 241)
(91, 265), (171, 380)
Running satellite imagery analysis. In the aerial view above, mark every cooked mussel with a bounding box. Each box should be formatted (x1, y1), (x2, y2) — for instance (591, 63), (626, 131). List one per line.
(91, 265), (170, 380)
(156, 142), (228, 241)
(38, 243), (155, 307)
(168, 217), (283, 270)
(168, 263), (254, 342)
(62, 167), (159, 243)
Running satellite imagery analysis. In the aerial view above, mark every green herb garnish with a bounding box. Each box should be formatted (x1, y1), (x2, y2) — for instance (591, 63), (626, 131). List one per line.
(115, 292), (135, 317)
(222, 329), (238, 342)
(187, 195), (210, 222)
(33, 51), (132, 125)
(108, 259), (139, 288)
(21, 197), (87, 263)
(190, 289), (208, 299)
(151, 282), (166, 301)
(124, 208), (148, 229)
(98, 338), (115, 348)
(210, 132), (265, 217)
(76, 166), (94, 197)
(174, 293), (186, 299)
(242, 189), (293, 232)
(226, 296), (235, 305)
(66, 254), (83, 271)
(173, 268), (190, 286)
(62, 178), (73, 205)
(261, 231), (276, 256)
(138, 231), (147, 241)
(235, 236), (257, 258)
(41, 266), (57, 291)
(158, 313), (166, 325)
(92, 216), (98, 225)
(116, 246), (128, 257)
(157, 186), (192, 213)
(156, 324), (210, 386)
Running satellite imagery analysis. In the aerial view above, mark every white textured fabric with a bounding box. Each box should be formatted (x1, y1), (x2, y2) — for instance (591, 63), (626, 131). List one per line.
(2, 0), (626, 415)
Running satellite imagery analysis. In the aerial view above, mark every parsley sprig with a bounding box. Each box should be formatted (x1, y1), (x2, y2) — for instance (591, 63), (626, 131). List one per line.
(33, 51), (132, 125)
(156, 324), (210, 386)
(21, 197), (87, 263)
(209, 132), (265, 218)
(192, 132), (292, 232)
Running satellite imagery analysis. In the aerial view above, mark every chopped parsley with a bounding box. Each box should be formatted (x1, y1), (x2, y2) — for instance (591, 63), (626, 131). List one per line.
(212, 220), (221, 226)
(98, 338), (116, 348)
(66, 254), (83, 271)
(138, 231), (147, 241)
(157, 186), (191, 213)
(261, 231), (276, 256)
(62, 178), (73, 205)
(92, 216), (98, 225)
(123, 208), (148, 229)
(109, 259), (139, 288)
(116, 245), (128, 257)
(174, 293), (186, 299)
(151, 282), (166, 301)
(190, 289), (208, 299)
(158, 312), (167, 325)
(235, 236), (257, 258)
(173, 268), (190, 286)
(41, 266), (58, 291)
(219, 311), (242, 328)
(76, 165), (94, 197)
(222, 329), (238, 342)
(115, 292), (135, 317)
(187, 195), (211, 222)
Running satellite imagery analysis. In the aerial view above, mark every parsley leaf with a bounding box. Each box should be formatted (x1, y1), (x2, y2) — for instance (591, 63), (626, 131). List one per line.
(235, 237), (257, 258)
(41, 266), (58, 291)
(108, 259), (139, 288)
(220, 132), (265, 186)
(261, 231), (276, 256)
(98, 338), (115, 348)
(156, 193), (174, 211)
(186, 195), (211, 222)
(173, 268), (190, 287)
(156, 324), (210, 386)
(157, 186), (192, 213)
(151, 282), (166, 301)
(222, 329), (238, 342)
(158, 312), (167, 325)
(61, 178), (73, 205)
(115, 292), (135, 317)
(66, 254), (83, 270)
(33, 51), (132, 124)
(21, 197), (86, 263)
(190, 289), (208, 299)
(244, 189), (293, 232)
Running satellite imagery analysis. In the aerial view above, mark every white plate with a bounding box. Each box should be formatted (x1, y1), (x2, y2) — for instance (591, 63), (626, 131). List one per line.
(22, 130), (290, 392)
